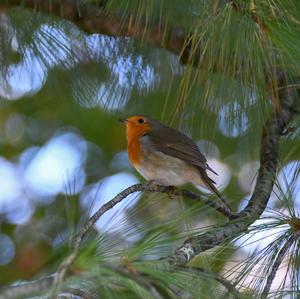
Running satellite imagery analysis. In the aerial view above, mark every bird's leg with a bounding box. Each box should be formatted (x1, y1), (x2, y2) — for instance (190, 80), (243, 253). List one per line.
(142, 180), (161, 198)
(165, 186), (178, 200)
(145, 179), (163, 191)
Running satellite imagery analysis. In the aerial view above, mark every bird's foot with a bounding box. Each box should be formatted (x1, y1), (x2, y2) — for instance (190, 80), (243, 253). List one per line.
(163, 185), (178, 200)
(167, 193), (178, 200)
(145, 180), (163, 191)
(145, 181), (178, 199)
(143, 180), (160, 198)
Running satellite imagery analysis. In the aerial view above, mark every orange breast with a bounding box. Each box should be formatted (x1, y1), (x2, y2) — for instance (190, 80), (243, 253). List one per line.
(128, 138), (143, 165)
(126, 123), (150, 166)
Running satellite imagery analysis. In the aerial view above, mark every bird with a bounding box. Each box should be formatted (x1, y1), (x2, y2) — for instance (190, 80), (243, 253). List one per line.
(120, 115), (228, 207)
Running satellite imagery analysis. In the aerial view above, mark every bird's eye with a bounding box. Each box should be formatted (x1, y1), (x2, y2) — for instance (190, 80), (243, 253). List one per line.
(138, 118), (145, 123)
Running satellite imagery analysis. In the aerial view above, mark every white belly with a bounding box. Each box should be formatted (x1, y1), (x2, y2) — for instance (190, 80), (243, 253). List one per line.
(135, 163), (189, 186)
(134, 150), (205, 187)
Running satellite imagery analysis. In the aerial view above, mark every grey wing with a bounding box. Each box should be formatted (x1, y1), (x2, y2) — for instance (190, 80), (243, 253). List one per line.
(146, 127), (218, 176)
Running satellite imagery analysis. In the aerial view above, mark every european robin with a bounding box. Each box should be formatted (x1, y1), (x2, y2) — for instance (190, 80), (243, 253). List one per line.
(120, 115), (228, 206)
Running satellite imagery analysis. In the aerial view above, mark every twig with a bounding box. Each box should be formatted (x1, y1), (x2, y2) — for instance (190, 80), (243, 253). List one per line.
(261, 231), (300, 299)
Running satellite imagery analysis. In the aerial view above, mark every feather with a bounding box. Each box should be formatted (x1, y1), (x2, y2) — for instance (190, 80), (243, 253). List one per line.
(145, 122), (216, 175)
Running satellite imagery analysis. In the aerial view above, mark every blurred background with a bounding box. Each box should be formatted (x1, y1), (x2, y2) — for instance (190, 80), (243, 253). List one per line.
(0, 1), (299, 297)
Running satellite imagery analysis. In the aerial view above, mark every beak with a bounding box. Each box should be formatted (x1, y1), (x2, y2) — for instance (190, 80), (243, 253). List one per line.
(119, 118), (128, 124)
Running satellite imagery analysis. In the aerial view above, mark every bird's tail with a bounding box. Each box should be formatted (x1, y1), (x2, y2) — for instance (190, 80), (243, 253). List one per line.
(198, 168), (231, 210)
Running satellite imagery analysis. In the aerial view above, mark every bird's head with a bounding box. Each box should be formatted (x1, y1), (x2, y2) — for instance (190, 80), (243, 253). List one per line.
(120, 116), (152, 142)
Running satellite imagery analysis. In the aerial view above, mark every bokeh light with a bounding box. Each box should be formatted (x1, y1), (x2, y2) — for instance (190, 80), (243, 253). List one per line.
(110, 151), (131, 172)
(33, 24), (77, 69)
(0, 47), (47, 100)
(24, 132), (87, 197)
(0, 233), (15, 265)
(0, 157), (34, 224)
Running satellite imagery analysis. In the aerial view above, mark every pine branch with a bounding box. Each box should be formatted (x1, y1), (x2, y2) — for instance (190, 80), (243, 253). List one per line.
(176, 266), (241, 298)
(52, 182), (232, 295)
(0, 0), (191, 63)
(0, 181), (231, 298)
(0, 274), (55, 299)
(0, 2), (299, 297)
(0, 0), (266, 68)
(1, 77), (297, 299)
(230, 0), (269, 32)
(160, 75), (298, 266)
(105, 264), (166, 299)
(242, 75), (299, 218)
(0, 183), (232, 299)
(261, 230), (300, 299)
